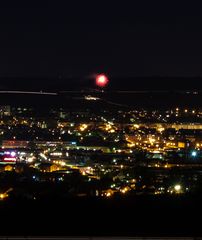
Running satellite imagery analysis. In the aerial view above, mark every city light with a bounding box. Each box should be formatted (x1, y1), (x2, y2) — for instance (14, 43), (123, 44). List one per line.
(157, 127), (165, 133)
(3, 157), (16, 162)
(174, 184), (181, 191)
(120, 187), (129, 194)
(10, 151), (16, 157)
(191, 151), (197, 157)
(0, 194), (5, 199)
(79, 124), (88, 132)
(106, 192), (111, 197)
(0, 193), (8, 200)
(0, 100), (201, 200)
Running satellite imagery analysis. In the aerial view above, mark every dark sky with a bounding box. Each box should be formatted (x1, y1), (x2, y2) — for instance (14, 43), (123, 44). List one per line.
(1, 2), (202, 88)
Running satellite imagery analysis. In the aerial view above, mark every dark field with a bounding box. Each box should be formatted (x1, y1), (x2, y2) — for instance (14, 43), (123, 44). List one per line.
(0, 195), (201, 237)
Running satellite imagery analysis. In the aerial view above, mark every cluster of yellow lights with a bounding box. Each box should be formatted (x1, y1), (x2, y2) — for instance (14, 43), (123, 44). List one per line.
(133, 124), (140, 129)
(176, 108), (197, 114)
(104, 123), (116, 133)
(148, 138), (155, 144)
(166, 142), (176, 146)
(105, 124), (112, 131)
(58, 123), (64, 128)
(79, 124), (88, 132)
(21, 120), (28, 125)
(157, 127), (165, 133)
(0, 193), (8, 200)
(53, 160), (66, 166)
(167, 184), (183, 194)
(120, 187), (129, 194)
(127, 143), (135, 148)
(106, 192), (112, 197)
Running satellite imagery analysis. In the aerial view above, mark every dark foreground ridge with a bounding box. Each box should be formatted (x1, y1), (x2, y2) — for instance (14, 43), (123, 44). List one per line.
(0, 195), (202, 237)
(0, 90), (202, 109)
(0, 238), (197, 240)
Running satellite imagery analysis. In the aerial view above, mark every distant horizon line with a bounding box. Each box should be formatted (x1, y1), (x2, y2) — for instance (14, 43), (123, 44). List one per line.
(0, 90), (200, 95)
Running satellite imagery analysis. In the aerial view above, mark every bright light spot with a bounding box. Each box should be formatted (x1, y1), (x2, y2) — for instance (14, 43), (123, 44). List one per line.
(191, 151), (197, 157)
(40, 153), (47, 160)
(50, 152), (62, 156)
(157, 127), (165, 133)
(149, 138), (155, 144)
(27, 157), (34, 163)
(133, 124), (139, 129)
(174, 184), (181, 191)
(0, 193), (7, 200)
(85, 95), (100, 101)
(120, 187), (129, 194)
(0, 194), (4, 199)
(4, 157), (16, 162)
(79, 124), (88, 132)
(10, 151), (16, 157)
(60, 161), (66, 166)
(96, 74), (109, 87)
(106, 192), (111, 197)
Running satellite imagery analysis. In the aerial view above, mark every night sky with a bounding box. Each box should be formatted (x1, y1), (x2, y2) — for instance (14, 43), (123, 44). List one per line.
(1, 2), (202, 89)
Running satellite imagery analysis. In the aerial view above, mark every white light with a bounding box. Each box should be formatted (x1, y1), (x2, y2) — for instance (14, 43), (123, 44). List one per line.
(20, 152), (26, 155)
(174, 184), (181, 191)
(191, 151), (197, 157)
(10, 151), (16, 157)
(27, 157), (34, 163)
